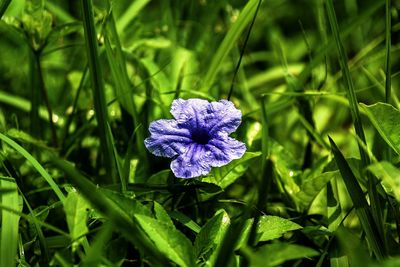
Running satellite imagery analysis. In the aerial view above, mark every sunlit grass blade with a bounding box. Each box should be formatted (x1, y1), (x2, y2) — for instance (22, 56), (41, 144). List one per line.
(116, 0), (151, 33)
(329, 137), (386, 260)
(49, 156), (170, 265)
(0, 177), (20, 267)
(81, 0), (116, 182)
(201, 0), (259, 92)
(0, 133), (65, 201)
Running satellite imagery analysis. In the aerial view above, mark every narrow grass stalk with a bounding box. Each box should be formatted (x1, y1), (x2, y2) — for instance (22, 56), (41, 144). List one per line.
(29, 51), (41, 138)
(35, 53), (58, 147)
(227, 0), (262, 100)
(325, 0), (367, 162)
(329, 137), (386, 260)
(325, 0), (385, 254)
(384, 0), (392, 162)
(81, 0), (116, 183)
(385, 0), (392, 103)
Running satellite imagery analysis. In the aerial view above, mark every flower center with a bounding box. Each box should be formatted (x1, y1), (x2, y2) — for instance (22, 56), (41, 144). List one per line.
(191, 128), (210, 145)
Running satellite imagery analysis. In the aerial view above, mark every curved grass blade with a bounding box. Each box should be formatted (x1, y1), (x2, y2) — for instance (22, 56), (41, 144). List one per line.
(0, 133), (65, 201)
(329, 137), (386, 260)
(0, 177), (20, 267)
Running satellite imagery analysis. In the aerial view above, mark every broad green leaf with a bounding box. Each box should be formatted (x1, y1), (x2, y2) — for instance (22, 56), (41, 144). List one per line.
(295, 171), (338, 207)
(100, 189), (152, 218)
(360, 103), (400, 155)
(168, 211), (201, 234)
(194, 210), (230, 266)
(153, 202), (174, 228)
(243, 243), (319, 267)
(64, 191), (90, 251)
(257, 215), (302, 242)
(135, 214), (195, 267)
(203, 152), (261, 189)
(0, 177), (21, 267)
(367, 161), (400, 202)
(270, 140), (301, 195)
(238, 215), (302, 247)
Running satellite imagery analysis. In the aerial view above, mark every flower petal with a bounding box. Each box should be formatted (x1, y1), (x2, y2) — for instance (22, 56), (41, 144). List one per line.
(206, 136), (246, 167)
(170, 143), (212, 178)
(144, 119), (192, 158)
(207, 100), (242, 136)
(170, 98), (210, 129)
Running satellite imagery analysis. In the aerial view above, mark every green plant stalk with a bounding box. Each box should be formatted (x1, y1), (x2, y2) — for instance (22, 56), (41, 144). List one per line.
(35, 52), (58, 147)
(325, 0), (384, 251)
(227, 0), (262, 100)
(384, 0), (392, 162)
(385, 0), (392, 103)
(81, 0), (116, 183)
(30, 51), (41, 138)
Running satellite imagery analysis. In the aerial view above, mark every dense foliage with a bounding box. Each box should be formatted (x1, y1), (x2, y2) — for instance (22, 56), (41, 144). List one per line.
(0, 0), (400, 266)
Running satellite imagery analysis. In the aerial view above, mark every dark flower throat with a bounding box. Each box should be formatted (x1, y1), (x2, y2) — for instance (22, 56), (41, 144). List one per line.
(191, 128), (210, 145)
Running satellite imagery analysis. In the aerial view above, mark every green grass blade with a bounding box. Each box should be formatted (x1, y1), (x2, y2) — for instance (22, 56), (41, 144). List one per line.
(385, 0), (392, 103)
(325, 0), (384, 249)
(0, 0), (11, 18)
(0, 133), (65, 201)
(81, 0), (116, 182)
(0, 177), (20, 267)
(329, 137), (386, 260)
(104, 12), (147, 163)
(325, 0), (368, 164)
(201, 0), (259, 92)
(116, 0), (151, 33)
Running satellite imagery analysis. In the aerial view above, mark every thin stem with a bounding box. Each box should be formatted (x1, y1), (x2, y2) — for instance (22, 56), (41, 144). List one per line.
(227, 0), (262, 101)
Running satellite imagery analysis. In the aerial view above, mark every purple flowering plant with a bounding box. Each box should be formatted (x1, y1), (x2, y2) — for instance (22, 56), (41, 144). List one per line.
(144, 98), (246, 178)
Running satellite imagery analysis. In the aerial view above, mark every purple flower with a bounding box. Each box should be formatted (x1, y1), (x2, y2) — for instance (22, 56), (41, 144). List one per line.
(144, 98), (246, 178)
